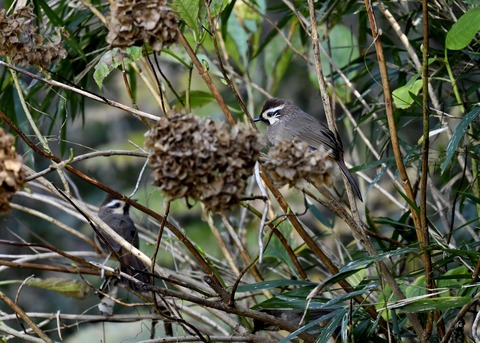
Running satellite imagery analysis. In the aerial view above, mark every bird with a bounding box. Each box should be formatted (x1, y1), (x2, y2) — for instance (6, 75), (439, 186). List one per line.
(254, 98), (363, 201)
(96, 194), (151, 291)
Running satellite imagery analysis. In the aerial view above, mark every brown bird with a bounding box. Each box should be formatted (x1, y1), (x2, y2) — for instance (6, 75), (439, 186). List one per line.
(254, 98), (362, 201)
(96, 194), (151, 291)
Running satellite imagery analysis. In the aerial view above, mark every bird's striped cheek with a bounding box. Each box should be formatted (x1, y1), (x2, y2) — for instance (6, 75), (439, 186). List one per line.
(268, 116), (280, 125)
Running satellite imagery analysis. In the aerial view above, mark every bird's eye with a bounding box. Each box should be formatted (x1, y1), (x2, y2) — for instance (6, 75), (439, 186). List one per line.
(266, 110), (278, 118)
(106, 200), (121, 209)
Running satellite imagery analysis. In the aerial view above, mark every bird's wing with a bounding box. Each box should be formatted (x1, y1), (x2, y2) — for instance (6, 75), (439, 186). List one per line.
(116, 216), (140, 250)
(97, 215), (139, 254)
(284, 115), (342, 158)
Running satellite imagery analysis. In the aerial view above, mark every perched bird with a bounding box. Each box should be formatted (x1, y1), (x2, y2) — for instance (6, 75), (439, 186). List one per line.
(254, 98), (362, 201)
(96, 194), (151, 291)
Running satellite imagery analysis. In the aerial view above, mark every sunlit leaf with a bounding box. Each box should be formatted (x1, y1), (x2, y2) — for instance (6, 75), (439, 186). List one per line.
(392, 77), (423, 109)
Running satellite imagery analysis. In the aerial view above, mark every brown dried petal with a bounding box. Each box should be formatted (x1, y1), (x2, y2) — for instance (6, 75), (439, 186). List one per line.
(0, 129), (25, 215)
(145, 112), (260, 212)
(107, 0), (177, 51)
(263, 140), (334, 188)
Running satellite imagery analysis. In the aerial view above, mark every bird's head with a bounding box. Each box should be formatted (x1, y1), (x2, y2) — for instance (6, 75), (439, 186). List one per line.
(99, 194), (130, 215)
(254, 98), (288, 126)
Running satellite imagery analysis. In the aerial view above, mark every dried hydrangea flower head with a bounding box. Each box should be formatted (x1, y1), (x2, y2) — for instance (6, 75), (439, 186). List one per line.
(106, 0), (178, 51)
(0, 128), (25, 214)
(145, 112), (260, 212)
(0, 7), (66, 68)
(262, 139), (335, 189)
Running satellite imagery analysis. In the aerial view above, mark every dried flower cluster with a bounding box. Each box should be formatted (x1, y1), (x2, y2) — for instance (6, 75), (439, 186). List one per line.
(145, 113), (260, 212)
(0, 128), (25, 214)
(0, 7), (66, 68)
(262, 140), (335, 188)
(106, 0), (178, 51)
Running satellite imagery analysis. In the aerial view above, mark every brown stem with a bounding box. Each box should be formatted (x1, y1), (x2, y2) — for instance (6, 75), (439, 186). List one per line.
(176, 28), (237, 126)
(363, 0), (427, 340)
(307, 0), (361, 225)
(363, 0), (421, 228)
(420, 0), (435, 337)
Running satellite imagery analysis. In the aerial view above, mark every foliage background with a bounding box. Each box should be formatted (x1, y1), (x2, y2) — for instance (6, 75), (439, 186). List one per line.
(0, 0), (480, 342)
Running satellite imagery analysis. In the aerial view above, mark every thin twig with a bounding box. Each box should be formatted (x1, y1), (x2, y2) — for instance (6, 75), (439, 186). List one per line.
(176, 29), (236, 126)
(0, 291), (54, 343)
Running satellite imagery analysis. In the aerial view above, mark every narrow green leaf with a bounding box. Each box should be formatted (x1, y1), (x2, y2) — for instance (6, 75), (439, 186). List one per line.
(397, 296), (471, 313)
(171, 0), (200, 39)
(305, 198), (332, 227)
(235, 279), (316, 293)
(36, 0), (85, 59)
(26, 277), (91, 299)
(441, 106), (480, 173)
(446, 7), (480, 50)
(280, 309), (347, 343)
(226, 15), (248, 67)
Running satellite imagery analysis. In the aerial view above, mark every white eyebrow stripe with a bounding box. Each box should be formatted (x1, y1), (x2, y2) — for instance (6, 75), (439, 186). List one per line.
(264, 104), (285, 114)
(105, 200), (121, 208)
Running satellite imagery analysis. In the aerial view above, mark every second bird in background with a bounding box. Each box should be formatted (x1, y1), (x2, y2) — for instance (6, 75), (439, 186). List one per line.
(96, 194), (151, 291)
(254, 98), (362, 201)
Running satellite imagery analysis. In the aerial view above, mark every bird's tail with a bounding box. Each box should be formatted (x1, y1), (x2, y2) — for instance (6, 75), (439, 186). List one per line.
(119, 253), (174, 336)
(337, 160), (363, 201)
(119, 252), (151, 292)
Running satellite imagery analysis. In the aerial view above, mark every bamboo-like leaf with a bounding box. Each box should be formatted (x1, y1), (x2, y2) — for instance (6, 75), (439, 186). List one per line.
(395, 296), (471, 313)
(441, 106), (480, 173)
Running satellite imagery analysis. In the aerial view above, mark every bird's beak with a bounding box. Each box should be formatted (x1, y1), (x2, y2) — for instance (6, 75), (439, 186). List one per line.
(253, 117), (264, 123)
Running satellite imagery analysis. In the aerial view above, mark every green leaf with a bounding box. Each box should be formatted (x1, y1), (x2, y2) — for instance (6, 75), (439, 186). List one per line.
(305, 198), (332, 227)
(396, 296), (471, 313)
(280, 309), (347, 343)
(235, 279), (316, 293)
(93, 47), (142, 89)
(315, 247), (418, 292)
(226, 15), (249, 67)
(209, 0), (229, 17)
(26, 277), (91, 299)
(319, 24), (360, 79)
(392, 77), (423, 109)
(446, 7), (480, 50)
(176, 90), (216, 108)
(171, 0), (200, 39)
(441, 106), (480, 173)
(36, 0), (85, 59)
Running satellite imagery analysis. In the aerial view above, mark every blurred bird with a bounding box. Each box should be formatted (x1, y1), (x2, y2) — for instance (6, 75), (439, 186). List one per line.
(96, 194), (150, 291)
